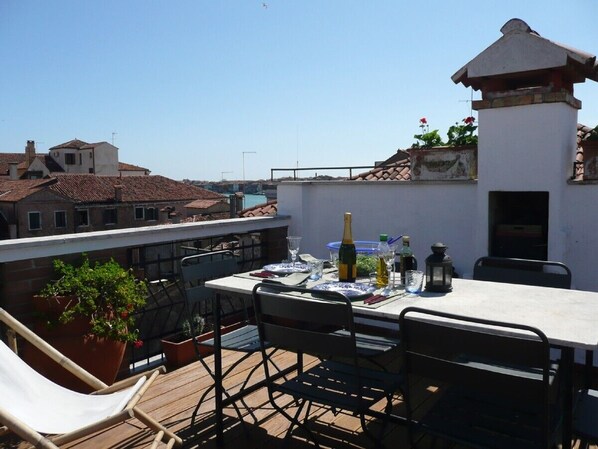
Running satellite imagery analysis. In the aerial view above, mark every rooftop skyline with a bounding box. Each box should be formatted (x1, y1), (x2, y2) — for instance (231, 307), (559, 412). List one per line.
(1, 1), (598, 181)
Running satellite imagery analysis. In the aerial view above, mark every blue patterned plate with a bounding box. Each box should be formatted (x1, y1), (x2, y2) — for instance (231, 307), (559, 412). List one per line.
(263, 262), (310, 274)
(311, 282), (375, 300)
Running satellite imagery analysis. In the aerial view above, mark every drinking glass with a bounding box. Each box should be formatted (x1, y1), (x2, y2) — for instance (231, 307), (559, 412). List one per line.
(405, 270), (424, 294)
(286, 236), (302, 267)
(329, 249), (339, 279)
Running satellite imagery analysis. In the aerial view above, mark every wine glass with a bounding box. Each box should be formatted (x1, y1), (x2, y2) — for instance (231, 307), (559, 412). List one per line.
(382, 246), (395, 295)
(286, 236), (302, 267)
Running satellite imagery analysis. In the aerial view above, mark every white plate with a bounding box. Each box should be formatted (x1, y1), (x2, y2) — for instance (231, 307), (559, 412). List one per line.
(311, 282), (375, 299)
(263, 262), (310, 274)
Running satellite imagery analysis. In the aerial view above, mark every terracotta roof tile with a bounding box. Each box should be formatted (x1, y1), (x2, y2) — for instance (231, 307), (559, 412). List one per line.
(47, 174), (223, 203)
(351, 161), (411, 181)
(0, 178), (57, 202)
(48, 139), (107, 150)
(118, 162), (149, 172)
(239, 200), (278, 217)
(185, 199), (227, 209)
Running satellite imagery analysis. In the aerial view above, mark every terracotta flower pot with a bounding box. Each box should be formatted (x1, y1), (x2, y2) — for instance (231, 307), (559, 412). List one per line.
(21, 295), (127, 393)
(161, 321), (245, 368)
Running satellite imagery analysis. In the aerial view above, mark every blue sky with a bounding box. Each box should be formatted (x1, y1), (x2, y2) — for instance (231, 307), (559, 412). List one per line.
(2, 1), (598, 181)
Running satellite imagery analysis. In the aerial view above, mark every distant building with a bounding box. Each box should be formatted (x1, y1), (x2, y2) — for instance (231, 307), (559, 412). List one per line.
(0, 139), (150, 180)
(0, 138), (228, 238)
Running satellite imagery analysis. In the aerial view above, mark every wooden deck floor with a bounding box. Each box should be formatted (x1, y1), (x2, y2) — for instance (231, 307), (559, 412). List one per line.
(0, 349), (591, 449)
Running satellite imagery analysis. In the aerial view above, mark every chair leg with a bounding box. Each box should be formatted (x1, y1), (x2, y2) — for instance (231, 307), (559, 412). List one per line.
(133, 407), (183, 447)
(274, 397), (320, 449)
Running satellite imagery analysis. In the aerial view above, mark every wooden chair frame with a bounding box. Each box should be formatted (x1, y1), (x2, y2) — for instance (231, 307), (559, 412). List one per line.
(0, 307), (182, 449)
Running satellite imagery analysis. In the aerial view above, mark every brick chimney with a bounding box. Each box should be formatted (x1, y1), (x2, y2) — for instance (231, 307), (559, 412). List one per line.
(25, 140), (36, 167)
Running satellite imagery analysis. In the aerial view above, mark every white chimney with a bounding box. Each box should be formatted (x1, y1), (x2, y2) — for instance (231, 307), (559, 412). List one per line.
(9, 162), (18, 180)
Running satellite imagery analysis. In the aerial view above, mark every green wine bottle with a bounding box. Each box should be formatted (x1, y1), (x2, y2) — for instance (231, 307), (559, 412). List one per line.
(338, 212), (356, 282)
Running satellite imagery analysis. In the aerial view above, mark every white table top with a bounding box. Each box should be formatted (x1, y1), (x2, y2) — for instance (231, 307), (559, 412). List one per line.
(205, 275), (598, 351)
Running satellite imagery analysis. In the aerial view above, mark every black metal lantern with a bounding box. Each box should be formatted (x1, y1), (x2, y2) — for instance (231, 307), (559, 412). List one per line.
(425, 243), (453, 292)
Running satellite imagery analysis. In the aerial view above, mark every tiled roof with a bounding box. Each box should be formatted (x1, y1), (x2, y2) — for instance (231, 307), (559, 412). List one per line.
(0, 178), (57, 202)
(0, 153), (26, 175)
(239, 200), (278, 217)
(47, 174), (223, 203)
(48, 139), (107, 150)
(181, 212), (231, 222)
(118, 162), (149, 172)
(186, 199), (226, 209)
(351, 161), (411, 181)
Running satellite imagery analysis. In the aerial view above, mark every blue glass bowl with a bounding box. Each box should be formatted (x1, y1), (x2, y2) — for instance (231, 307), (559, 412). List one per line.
(326, 241), (380, 255)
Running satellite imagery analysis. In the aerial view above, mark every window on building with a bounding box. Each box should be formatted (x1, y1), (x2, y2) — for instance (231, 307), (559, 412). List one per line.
(134, 206), (145, 220)
(55, 210), (67, 228)
(77, 209), (89, 227)
(145, 207), (158, 221)
(28, 212), (41, 230)
(79, 153), (82, 165)
(88, 168), (94, 173)
(65, 153), (76, 165)
(103, 208), (117, 225)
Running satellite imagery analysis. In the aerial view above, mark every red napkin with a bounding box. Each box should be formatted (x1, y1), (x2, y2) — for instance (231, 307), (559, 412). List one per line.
(364, 294), (388, 305)
(250, 271), (276, 279)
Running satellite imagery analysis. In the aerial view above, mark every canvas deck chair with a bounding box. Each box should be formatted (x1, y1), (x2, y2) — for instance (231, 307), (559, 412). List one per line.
(0, 307), (182, 449)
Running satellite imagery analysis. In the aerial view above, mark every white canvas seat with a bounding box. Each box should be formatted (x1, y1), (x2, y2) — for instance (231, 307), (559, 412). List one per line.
(0, 307), (182, 449)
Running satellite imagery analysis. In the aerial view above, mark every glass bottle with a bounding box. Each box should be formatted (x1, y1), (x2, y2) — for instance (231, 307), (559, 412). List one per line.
(399, 235), (415, 285)
(338, 212), (356, 282)
(376, 234), (390, 288)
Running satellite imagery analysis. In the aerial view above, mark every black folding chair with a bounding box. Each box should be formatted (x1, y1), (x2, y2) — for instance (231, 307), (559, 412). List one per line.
(473, 256), (571, 289)
(252, 283), (402, 448)
(573, 388), (598, 448)
(181, 251), (280, 425)
(399, 307), (561, 449)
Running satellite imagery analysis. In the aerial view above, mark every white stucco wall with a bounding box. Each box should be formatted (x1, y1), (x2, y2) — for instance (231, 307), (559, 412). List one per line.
(93, 142), (119, 176)
(277, 180), (478, 278)
(476, 101), (583, 282)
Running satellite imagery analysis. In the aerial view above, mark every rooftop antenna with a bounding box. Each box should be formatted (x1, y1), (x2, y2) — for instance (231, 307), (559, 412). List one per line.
(458, 88), (475, 117)
(221, 171), (233, 181)
(296, 126), (299, 169)
(111, 132), (117, 145)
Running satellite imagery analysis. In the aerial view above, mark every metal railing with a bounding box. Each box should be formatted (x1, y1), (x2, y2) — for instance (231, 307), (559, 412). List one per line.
(270, 165), (377, 181)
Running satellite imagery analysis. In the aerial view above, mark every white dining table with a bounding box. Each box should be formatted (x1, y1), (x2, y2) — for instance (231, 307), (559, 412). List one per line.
(206, 274), (598, 448)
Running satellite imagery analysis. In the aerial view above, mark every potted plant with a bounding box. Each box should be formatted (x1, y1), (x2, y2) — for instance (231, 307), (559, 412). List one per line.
(161, 314), (213, 368)
(408, 116), (478, 181)
(24, 254), (148, 391)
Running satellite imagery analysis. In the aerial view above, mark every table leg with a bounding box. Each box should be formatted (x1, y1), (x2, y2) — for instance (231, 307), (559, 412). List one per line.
(214, 293), (223, 447)
(561, 347), (573, 449)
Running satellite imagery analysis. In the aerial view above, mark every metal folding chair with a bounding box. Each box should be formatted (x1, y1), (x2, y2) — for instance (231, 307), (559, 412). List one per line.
(252, 283), (403, 448)
(400, 306), (561, 449)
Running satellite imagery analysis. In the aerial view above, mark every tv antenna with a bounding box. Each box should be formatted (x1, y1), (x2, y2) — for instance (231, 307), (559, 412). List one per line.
(111, 132), (117, 145)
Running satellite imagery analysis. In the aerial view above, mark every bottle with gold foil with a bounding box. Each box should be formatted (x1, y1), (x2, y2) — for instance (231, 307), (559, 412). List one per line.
(338, 212), (357, 282)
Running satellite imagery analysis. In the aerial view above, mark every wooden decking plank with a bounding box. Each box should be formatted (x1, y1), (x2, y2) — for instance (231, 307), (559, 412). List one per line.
(1, 349), (593, 449)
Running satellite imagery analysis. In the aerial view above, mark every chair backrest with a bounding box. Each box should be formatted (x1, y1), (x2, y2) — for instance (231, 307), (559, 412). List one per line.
(399, 306), (553, 446)
(180, 250), (239, 310)
(473, 256), (571, 289)
(252, 283), (358, 361)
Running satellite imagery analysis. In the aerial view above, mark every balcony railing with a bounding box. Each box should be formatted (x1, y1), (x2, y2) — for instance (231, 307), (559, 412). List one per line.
(0, 215), (291, 375)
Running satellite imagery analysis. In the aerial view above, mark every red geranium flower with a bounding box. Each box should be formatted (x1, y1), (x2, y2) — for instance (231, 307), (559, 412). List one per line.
(120, 311), (129, 319)
(464, 116), (475, 125)
(419, 117), (427, 125)
(133, 340), (144, 349)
